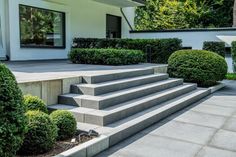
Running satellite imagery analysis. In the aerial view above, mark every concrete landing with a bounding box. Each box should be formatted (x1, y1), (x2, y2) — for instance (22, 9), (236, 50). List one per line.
(4, 60), (167, 83)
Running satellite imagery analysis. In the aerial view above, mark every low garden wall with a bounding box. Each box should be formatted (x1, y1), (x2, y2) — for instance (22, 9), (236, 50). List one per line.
(18, 77), (82, 105)
(130, 28), (236, 49)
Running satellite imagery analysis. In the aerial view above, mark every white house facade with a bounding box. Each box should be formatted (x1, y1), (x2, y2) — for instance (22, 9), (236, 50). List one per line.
(0, 0), (144, 61)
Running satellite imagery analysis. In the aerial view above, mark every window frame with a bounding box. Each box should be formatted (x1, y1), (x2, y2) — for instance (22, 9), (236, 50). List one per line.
(19, 4), (66, 49)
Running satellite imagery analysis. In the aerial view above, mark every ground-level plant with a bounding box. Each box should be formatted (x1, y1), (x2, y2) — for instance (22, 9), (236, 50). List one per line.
(18, 110), (58, 155)
(50, 110), (77, 140)
(168, 50), (228, 87)
(23, 94), (48, 113)
(0, 64), (27, 157)
(226, 73), (236, 80)
(69, 48), (145, 65)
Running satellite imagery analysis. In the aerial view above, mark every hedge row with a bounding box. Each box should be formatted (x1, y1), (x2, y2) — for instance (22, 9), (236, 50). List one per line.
(72, 38), (182, 64)
(232, 41), (236, 72)
(68, 48), (145, 65)
(203, 41), (225, 57)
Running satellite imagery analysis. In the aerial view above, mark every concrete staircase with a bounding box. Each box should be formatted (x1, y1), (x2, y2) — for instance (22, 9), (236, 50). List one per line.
(49, 68), (211, 146)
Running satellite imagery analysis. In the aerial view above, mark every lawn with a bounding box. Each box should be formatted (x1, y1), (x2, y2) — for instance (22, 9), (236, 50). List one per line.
(226, 73), (236, 80)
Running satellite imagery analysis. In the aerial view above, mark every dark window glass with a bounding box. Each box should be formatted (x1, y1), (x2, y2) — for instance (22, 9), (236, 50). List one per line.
(106, 14), (121, 38)
(19, 5), (65, 49)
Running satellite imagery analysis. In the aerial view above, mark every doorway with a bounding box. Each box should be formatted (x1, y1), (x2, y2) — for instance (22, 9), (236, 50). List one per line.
(106, 14), (121, 38)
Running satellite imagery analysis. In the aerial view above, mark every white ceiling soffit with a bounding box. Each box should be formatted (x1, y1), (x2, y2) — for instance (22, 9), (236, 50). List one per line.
(93, 0), (145, 7)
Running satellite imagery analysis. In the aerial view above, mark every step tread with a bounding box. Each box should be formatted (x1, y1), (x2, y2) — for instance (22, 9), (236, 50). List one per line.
(94, 88), (210, 134)
(77, 74), (168, 88)
(79, 78), (183, 101)
(83, 68), (154, 83)
(79, 84), (197, 117)
(60, 78), (183, 101)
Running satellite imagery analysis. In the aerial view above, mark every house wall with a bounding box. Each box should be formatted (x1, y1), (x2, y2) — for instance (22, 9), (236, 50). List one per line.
(5, 0), (135, 61)
(130, 28), (236, 49)
(0, 0), (7, 59)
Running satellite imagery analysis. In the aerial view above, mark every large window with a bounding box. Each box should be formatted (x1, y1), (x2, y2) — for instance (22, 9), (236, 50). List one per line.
(19, 5), (65, 49)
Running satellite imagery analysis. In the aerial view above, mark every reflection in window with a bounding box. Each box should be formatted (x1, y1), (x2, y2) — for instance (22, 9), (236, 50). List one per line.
(19, 5), (65, 48)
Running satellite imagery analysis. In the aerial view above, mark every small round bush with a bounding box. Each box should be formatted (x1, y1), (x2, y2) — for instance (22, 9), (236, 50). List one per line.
(0, 64), (27, 157)
(19, 111), (58, 155)
(50, 110), (77, 140)
(23, 94), (48, 113)
(168, 50), (228, 87)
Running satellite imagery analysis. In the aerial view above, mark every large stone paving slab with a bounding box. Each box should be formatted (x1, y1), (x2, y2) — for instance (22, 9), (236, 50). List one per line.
(168, 110), (227, 129)
(97, 134), (202, 157)
(191, 104), (235, 117)
(196, 146), (236, 157)
(223, 118), (236, 132)
(210, 129), (236, 152)
(141, 121), (216, 145)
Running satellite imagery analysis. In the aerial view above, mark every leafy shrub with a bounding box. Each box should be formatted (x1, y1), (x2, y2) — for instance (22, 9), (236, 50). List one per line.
(232, 41), (236, 72)
(203, 41), (225, 57)
(50, 110), (77, 140)
(23, 94), (48, 113)
(0, 64), (27, 157)
(168, 50), (228, 87)
(69, 48), (145, 65)
(72, 38), (182, 64)
(19, 111), (57, 155)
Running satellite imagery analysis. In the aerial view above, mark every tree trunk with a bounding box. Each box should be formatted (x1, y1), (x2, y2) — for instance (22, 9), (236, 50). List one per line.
(233, 0), (236, 27)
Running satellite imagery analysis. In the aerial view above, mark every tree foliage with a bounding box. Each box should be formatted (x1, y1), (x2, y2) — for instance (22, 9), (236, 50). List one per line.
(135, 0), (234, 30)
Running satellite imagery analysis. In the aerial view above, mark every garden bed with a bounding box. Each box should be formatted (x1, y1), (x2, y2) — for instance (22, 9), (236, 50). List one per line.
(17, 131), (97, 157)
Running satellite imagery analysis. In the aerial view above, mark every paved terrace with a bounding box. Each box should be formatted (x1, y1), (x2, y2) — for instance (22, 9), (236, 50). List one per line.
(96, 80), (236, 157)
(4, 60), (166, 83)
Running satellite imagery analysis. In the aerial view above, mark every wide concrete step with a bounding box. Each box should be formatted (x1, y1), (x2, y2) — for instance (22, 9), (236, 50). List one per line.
(58, 78), (184, 109)
(95, 88), (211, 146)
(73, 84), (197, 126)
(82, 68), (154, 84)
(71, 74), (169, 96)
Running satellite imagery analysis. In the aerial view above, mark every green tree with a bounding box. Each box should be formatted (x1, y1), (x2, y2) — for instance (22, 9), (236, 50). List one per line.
(135, 0), (234, 30)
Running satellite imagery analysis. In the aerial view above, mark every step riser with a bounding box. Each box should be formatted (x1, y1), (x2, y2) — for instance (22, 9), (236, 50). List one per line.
(71, 74), (169, 95)
(58, 96), (81, 107)
(108, 90), (211, 147)
(81, 80), (184, 109)
(83, 69), (154, 84)
(84, 85), (197, 126)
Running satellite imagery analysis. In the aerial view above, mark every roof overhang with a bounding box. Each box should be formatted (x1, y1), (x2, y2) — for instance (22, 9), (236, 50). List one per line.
(93, 0), (145, 7)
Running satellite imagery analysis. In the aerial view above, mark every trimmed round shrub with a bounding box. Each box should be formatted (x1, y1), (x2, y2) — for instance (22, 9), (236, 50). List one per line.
(50, 110), (77, 140)
(168, 50), (228, 87)
(0, 64), (27, 157)
(19, 111), (58, 155)
(23, 94), (48, 113)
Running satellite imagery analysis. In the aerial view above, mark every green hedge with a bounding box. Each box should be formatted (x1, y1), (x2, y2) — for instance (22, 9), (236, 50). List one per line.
(168, 50), (228, 87)
(203, 41), (225, 57)
(68, 48), (145, 65)
(72, 38), (182, 64)
(232, 41), (236, 72)
(0, 64), (27, 157)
